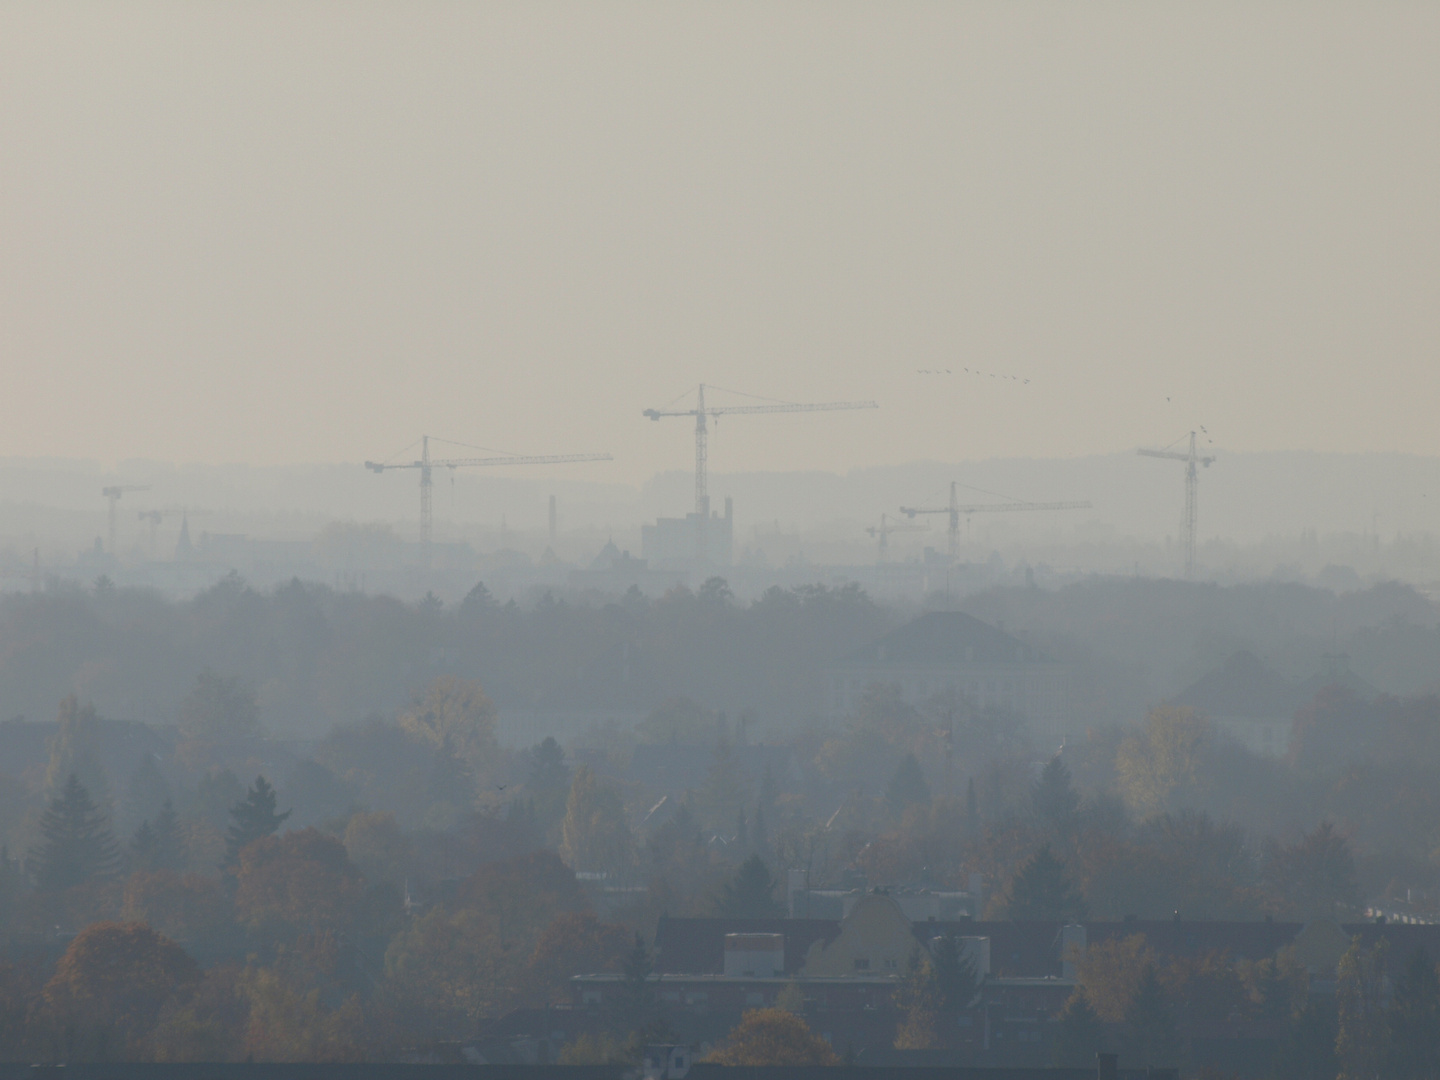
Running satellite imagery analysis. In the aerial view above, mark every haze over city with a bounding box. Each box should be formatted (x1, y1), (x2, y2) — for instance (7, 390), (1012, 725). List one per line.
(2, 4), (1440, 1078)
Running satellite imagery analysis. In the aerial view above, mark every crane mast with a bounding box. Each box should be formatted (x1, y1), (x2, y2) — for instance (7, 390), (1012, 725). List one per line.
(101, 484), (150, 557)
(644, 383), (878, 566)
(900, 482), (1092, 562)
(1137, 431), (1214, 579)
(366, 436), (612, 564)
(866, 512), (928, 561)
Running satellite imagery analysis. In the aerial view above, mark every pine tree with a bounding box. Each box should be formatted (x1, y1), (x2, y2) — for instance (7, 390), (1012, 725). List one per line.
(930, 932), (980, 1010)
(885, 754), (931, 815)
(1124, 963), (1180, 1069)
(28, 774), (119, 890)
(1033, 756), (1080, 830)
(714, 854), (785, 918)
(528, 736), (569, 792)
(736, 806), (749, 848)
(998, 844), (1088, 921)
(224, 775), (289, 866)
(129, 799), (184, 872)
(753, 803), (770, 858)
(1053, 989), (1106, 1068)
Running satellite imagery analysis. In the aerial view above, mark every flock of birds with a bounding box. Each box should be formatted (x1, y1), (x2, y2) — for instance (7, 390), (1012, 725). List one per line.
(917, 368), (1029, 383)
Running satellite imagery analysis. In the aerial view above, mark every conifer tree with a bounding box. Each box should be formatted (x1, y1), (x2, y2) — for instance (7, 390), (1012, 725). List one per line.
(1033, 756), (1080, 830)
(885, 754), (931, 815)
(715, 854), (785, 918)
(28, 774), (119, 890)
(224, 775), (289, 866)
(930, 932), (980, 1010)
(1124, 963), (1180, 1069)
(129, 799), (185, 872)
(1053, 989), (1106, 1068)
(998, 844), (1088, 921)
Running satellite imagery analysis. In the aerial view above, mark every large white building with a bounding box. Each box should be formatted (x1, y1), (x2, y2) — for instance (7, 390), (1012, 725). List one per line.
(828, 611), (1071, 743)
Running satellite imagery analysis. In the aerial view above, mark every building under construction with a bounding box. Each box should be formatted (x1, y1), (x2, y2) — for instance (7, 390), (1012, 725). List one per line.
(642, 496), (734, 569)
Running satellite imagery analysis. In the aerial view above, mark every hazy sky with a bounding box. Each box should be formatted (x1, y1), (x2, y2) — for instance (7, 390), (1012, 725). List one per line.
(2, 3), (1436, 485)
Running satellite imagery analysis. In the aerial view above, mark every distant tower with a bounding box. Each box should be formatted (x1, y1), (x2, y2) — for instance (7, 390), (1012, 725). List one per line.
(175, 513), (192, 560)
(549, 494), (557, 547)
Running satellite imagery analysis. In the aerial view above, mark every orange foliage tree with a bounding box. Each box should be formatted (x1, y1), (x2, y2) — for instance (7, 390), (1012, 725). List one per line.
(234, 828), (364, 943)
(122, 870), (234, 948)
(384, 851), (588, 1028)
(523, 911), (631, 1004)
(704, 1007), (841, 1066)
(41, 921), (199, 1058)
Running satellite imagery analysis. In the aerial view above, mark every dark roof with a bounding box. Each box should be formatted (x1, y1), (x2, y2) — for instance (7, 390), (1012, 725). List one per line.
(654, 917), (839, 975)
(1171, 650), (1303, 718)
(844, 611), (1050, 667)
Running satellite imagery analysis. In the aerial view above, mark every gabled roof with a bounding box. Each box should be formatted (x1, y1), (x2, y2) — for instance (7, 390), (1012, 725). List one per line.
(1171, 650), (1303, 719)
(843, 611), (1051, 668)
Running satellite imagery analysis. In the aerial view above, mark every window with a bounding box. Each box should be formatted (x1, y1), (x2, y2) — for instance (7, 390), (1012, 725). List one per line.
(853, 958), (870, 970)
(883, 958), (898, 970)
(581, 991), (601, 1006)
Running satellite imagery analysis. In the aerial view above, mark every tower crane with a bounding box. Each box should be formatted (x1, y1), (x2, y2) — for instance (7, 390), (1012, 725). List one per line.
(900, 482), (1092, 562)
(643, 384), (878, 563)
(866, 513), (928, 561)
(365, 436), (612, 563)
(1138, 431), (1214, 580)
(101, 484), (150, 557)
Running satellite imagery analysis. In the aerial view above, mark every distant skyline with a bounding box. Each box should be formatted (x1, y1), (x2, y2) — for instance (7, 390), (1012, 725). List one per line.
(2, 3), (1437, 483)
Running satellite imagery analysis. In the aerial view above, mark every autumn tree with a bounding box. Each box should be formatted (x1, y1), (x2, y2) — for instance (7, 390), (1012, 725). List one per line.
(41, 921), (199, 1058)
(892, 945), (941, 1050)
(224, 776), (289, 867)
(399, 676), (498, 781)
(714, 855), (785, 918)
(384, 851), (587, 1028)
(1336, 937), (1389, 1080)
(705, 1007), (840, 1066)
(233, 828), (364, 943)
(28, 774), (119, 891)
(43, 697), (111, 805)
(996, 844), (1087, 921)
(1115, 705), (1209, 818)
(1075, 934), (1156, 1022)
(1264, 822), (1361, 920)
(560, 765), (634, 875)
(523, 912), (630, 1005)
(123, 869), (234, 948)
